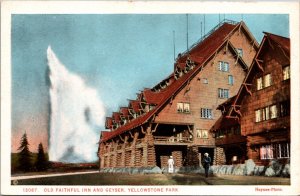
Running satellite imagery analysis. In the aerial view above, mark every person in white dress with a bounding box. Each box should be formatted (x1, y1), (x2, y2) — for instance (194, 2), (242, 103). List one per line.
(168, 156), (175, 173)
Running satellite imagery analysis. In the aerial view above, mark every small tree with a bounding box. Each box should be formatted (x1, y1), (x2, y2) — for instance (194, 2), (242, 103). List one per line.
(35, 143), (48, 171)
(17, 133), (32, 172)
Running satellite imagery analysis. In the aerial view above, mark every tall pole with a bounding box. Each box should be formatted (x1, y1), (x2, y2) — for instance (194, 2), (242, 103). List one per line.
(200, 21), (203, 39)
(204, 14), (206, 35)
(186, 14), (189, 51)
(173, 30), (175, 60)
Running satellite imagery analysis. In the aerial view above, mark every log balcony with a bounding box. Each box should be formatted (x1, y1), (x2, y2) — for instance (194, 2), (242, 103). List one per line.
(153, 136), (192, 145)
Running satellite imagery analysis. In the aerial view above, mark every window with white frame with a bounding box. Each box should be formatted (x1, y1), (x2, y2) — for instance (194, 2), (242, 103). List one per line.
(196, 129), (208, 138)
(236, 48), (243, 57)
(203, 78), (208, 84)
(270, 104), (278, 119)
(260, 144), (274, 159)
(228, 75), (234, 85)
(183, 103), (190, 113)
(283, 65), (290, 80)
(262, 106), (270, 121)
(201, 130), (209, 139)
(260, 143), (290, 160)
(177, 102), (183, 113)
(255, 104), (278, 122)
(218, 88), (229, 99)
(264, 74), (272, 88)
(196, 129), (202, 138)
(257, 77), (263, 90)
(218, 61), (229, 72)
(201, 108), (212, 119)
(257, 74), (272, 90)
(255, 109), (261, 122)
(177, 102), (190, 113)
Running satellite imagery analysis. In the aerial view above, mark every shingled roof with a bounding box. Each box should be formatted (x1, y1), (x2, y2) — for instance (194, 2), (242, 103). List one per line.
(101, 20), (256, 142)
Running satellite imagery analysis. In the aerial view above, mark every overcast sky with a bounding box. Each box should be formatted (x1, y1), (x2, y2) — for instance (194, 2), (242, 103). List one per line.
(11, 14), (289, 152)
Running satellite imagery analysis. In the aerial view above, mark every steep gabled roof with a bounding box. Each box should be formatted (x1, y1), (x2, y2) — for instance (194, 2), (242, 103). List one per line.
(227, 33), (290, 117)
(112, 112), (121, 123)
(264, 32), (290, 55)
(129, 100), (142, 113)
(119, 107), (130, 117)
(101, 21), (257, 142)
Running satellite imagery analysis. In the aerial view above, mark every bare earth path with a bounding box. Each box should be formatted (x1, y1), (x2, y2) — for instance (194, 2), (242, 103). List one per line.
(11, 172), (290, 185)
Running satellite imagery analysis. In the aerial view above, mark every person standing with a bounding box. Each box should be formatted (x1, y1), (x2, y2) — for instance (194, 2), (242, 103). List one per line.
(203, 153), (211, 178)
(168, 156), (175, 173)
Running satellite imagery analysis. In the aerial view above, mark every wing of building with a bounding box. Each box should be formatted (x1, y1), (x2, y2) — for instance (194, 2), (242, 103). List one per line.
(98, 20), (260, 169)
(213, 32), (290, 166)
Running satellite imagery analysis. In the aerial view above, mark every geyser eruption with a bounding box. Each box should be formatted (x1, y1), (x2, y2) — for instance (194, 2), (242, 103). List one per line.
(47, 46), (105, 163)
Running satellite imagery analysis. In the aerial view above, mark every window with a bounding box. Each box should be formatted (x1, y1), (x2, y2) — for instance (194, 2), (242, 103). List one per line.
(177, 103), (183, 113)
(196, 129), (202, 138)
(183, 103), (190, 113)
(270, 104), (278, 119)
(201, 130), (209, 139)
(218, 88), (229, 99)
(262, 106), (270, 121)
(264, 74), (272, 88)
(257, 77), (263, 90)
(228, 75), (234, 85)
(236, 48), (243, 57)
(283, 66), (290, 80)
(280, 100), (290, 117)
(255, 109), (261, 122)
(203, 78), (208, 84)
(260, 145), (274, 159)
(260, 143), (290, 160)
(218, 61), (229, 72)
(255, 104), (278, 122)
(257, 74), (272, 90)
(201, 108), (213, 119)
(196, 129), (208, 139)
(177, 102), (190, 113)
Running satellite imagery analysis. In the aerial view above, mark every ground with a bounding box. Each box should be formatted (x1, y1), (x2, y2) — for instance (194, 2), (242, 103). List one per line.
(11, 171), (290, 185)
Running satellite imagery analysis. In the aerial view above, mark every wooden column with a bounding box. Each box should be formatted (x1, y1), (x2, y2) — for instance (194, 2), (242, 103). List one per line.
(145, 126), (156, 167)
(120, 135), (128, 167)
(172, 151), (183, 168)
(99, 143), (105, 169)
(111, 141), (118, 168)
(130, 132), (139, 167)
(214, 147), (226, 165)
(186, 146), (199, 166)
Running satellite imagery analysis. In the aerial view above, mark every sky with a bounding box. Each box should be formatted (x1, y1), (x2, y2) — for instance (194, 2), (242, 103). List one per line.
(11, 14), (289, 153)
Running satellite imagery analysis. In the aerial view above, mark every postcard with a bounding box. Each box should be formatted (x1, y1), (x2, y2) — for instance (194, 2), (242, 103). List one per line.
(1, 1), (300, 195)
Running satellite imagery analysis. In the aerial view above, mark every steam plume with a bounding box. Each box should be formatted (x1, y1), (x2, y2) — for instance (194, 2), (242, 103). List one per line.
(47, 46), (105, 163)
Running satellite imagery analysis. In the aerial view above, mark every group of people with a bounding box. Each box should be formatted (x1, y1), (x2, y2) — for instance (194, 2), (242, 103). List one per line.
(168, 152), (211, 178)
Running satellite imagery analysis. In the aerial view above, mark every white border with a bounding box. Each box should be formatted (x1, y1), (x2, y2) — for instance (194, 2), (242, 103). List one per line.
(1, 1), (299, 195)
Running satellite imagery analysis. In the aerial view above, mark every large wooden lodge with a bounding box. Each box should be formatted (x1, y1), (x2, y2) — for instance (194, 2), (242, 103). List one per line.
(98, 20), (290, 170)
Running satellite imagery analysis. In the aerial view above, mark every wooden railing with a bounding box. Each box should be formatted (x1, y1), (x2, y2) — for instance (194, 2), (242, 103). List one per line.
(154, 136), (192, 144)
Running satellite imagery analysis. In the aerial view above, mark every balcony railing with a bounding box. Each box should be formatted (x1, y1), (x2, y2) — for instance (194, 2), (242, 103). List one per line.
(154, 136), (192, 144)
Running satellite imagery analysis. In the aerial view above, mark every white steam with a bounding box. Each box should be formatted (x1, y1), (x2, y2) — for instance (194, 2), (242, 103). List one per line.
(47, 46), (105, 163)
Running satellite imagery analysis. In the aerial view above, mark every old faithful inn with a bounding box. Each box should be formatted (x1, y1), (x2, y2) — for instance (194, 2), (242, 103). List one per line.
(98, 20), (290, 170)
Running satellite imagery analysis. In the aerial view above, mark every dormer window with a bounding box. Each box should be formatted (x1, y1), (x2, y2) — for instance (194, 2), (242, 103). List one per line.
(236, 48), (243, 57)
